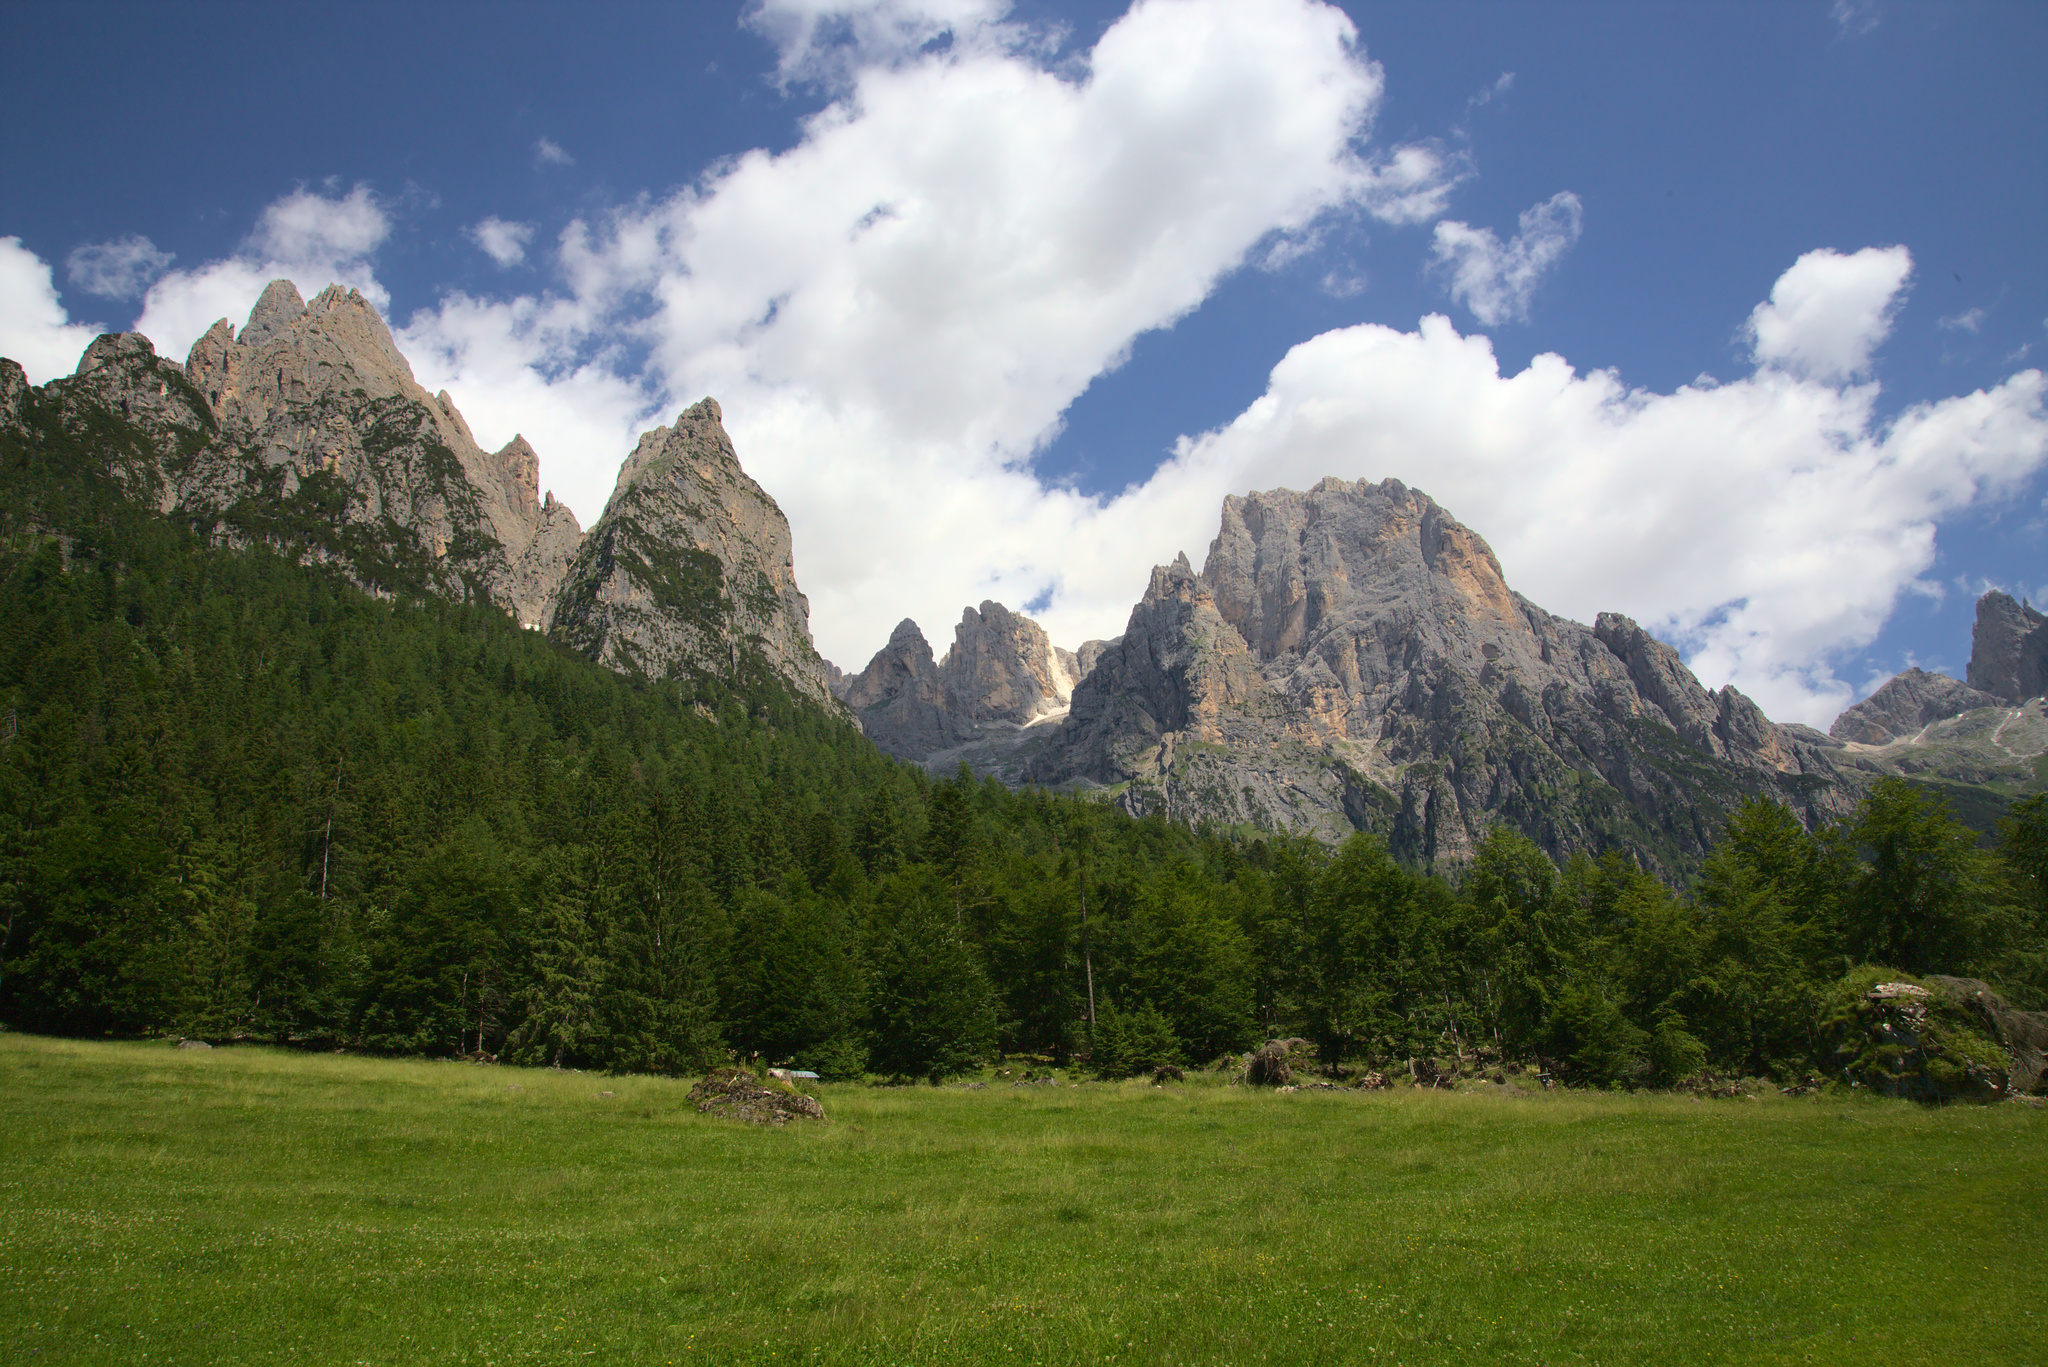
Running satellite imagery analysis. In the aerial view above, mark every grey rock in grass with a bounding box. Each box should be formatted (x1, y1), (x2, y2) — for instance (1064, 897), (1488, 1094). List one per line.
(177, 1039), (212, 1050)
(688, 1068), (826, 1126)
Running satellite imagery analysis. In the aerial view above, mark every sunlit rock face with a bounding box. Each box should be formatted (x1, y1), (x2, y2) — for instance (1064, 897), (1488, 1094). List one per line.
(1028, 477), (1853, 874)
(835, 600), (1091, 781)
(547, 398), (840, 709)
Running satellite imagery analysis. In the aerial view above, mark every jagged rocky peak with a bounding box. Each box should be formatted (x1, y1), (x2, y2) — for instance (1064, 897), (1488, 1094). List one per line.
(158, 280), (582, 624)
(1830, 667), (2005, 746)
(840, 619), (957, 757)
(942, 600), (1079, 724)
(1030, 475), (1850, 872)
(836, 600), (1089, 768)
(547, 397), (840, 710)
(6, 291), (847, 717)
(1969, 591), (2048, 705)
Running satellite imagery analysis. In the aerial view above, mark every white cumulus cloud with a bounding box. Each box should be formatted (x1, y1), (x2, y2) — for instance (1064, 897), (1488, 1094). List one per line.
(746, 0), (1020, 87)
(0, 236), (102, 382)
(402, 0), (1393, 642)
(66, 234), (174, 299)
(1143, 260), (2046, 726)
(470, 217), (534, 268)
(1429, 190), (1582, 326)
(1744, 244), (1910, 383)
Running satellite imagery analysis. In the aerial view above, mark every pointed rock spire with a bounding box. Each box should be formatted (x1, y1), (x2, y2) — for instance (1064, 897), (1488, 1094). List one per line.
(239, 280), (306, 350)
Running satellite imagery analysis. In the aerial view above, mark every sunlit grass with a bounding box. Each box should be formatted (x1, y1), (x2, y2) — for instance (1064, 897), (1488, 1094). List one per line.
(0, 1033), (2041, 1365)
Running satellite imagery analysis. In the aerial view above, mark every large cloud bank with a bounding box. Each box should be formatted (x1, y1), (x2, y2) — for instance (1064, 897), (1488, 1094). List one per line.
(5, 0), (2043, 729)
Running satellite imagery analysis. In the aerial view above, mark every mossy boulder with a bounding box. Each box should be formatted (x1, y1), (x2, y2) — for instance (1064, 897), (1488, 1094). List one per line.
(1818, 968), (2013, 1102)
(688, 1068), (826, 1126)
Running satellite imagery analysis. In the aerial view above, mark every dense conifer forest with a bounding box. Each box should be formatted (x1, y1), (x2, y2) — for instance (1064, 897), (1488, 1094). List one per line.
(3, 384), (2044, 1088)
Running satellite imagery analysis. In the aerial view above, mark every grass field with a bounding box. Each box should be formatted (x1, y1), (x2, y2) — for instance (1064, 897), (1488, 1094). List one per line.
(0, 1035), (2042, 1366)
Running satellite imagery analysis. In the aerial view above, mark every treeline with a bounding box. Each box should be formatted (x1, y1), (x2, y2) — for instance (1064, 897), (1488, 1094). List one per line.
(2, 389), (2044, 1087)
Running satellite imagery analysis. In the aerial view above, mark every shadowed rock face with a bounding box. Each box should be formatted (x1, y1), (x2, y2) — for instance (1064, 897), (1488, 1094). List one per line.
(1969, 592), (2048, 705)
(836, 600), (1082, 770)
(547, 399), (839, 709)
(10, 284), (843, 713)
(838, 619), (959, 756)
(1028, 477), (1852, 873)
(1830, 668), (2005, 745)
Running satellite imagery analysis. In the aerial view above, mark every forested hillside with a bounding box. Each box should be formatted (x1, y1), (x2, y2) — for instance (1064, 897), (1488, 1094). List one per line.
(2, 359), (2045, 1088)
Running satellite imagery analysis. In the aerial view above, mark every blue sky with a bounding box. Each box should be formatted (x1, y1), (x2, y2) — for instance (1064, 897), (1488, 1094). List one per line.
(2, 0), (2044, 724)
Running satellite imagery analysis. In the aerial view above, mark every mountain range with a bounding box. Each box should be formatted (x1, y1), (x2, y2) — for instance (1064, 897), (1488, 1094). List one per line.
(6, 281), (2041, 876)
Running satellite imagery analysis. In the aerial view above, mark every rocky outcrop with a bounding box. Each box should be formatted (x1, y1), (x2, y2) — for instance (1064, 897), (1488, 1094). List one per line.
(6, 284), (845, 714)
(838, 600), (1084, 772)
(1028, 477), (1852, 872)
(547, 399), (840, 708)
(1968, 592), (2048, 705)
(1830, 668), (2005, 745)
(170, 280), (577, 620)
(1075, 637), (1119, 683)
(941, 601), (1079, 725)
(839, 619), (960, 756)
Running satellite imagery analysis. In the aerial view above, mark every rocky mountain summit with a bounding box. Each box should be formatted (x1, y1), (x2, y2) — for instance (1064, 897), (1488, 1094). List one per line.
(1025, 477), (1852, 872)
(2, 283), (838, 709)
(833, 600), (1083, 776)
(1967, 592), (2048, 705)
(1821, 591), (2048, 801)
(549, 399), (838, 707)
(1829, 668), (2004, 747)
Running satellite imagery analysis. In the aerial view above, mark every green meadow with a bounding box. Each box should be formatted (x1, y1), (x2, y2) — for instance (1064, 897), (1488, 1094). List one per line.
(0, 1035), (2041, 1366)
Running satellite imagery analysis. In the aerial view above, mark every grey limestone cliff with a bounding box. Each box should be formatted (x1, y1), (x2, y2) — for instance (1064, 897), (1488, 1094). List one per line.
(1829, 668), (2004, 745)
(837, 599), (1084, 774)
(1969, 592), (2048, 705)
(1028, 476), (1851, 872)
(175, 280), (578, 622)
(546, 399), (840, 709)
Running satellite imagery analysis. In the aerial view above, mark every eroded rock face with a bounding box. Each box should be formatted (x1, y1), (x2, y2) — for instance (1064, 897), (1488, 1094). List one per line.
(1830, 668), (2005, 745)
(547, 399), (840, 709)
(1969, 591), (2048, 705)
(942, 601), (1079, 725)
(1029, 477), (1851, 872)
(840, 619), (960, 756)
(35, 280), (578, 623)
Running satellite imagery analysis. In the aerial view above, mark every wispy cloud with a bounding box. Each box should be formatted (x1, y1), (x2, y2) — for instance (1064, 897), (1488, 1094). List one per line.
(470, 217), (535, 268)
(66, 235), (174, 299)
(1831, 0), (1882, 36)
(535, 137), (574, 167)
(1429, 191), (1582, 326)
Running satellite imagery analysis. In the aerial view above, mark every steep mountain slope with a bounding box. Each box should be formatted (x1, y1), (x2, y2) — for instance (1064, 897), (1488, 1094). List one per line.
(1027, 477), (1854, 872)
(3, 285), (841, 710)
(548, 399), (839, 707)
